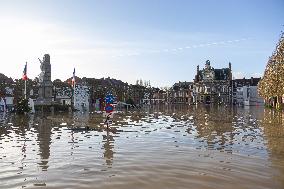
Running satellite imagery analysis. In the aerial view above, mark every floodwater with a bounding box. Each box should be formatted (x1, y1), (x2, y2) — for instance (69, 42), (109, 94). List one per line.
(0, 105), (284, 189)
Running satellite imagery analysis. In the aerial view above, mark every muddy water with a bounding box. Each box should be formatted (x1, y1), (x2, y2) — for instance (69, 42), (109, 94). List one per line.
(0, 105), (284, 189)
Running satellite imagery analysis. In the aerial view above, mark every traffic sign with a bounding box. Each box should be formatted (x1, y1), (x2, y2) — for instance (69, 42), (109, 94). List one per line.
(105, 94), (114, 104)
(105, 104), (114, 113)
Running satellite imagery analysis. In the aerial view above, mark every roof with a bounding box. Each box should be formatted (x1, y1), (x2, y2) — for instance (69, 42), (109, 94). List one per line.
(196, 68), (231, 81)
(233, 77), (261, 87)
(173, 81), (193, 90)
(214, 68), (230, 80)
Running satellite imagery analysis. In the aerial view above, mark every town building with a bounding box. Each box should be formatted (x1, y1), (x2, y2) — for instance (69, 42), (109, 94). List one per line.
(0, 87), (15, 112)
(242, 86), (264, 106)
(55, 86), (72, 106)
(232, 77), (264, 106)
(0, 97), (6, 112)
(170, 82), (194, 104)
(151, 88), (166, 105)
(4, 87), (14, 111)
(194, 60), (232, 104)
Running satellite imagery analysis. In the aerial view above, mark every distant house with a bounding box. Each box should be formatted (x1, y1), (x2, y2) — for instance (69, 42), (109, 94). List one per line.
(55, 86), (72, 106)
(0, 97), (6, 111)
(232, 77), (264, 106)
(194, 60), (232, 104)
(151, 88), (166, 105)
(6, 87), (14, 110)
(170, 82), (194, 104)
(243, 86), (264, 106)
(141, 92), (151, 105)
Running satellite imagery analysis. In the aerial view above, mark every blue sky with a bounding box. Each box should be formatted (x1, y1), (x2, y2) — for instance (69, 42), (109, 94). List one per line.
(0, 0), (283, 87)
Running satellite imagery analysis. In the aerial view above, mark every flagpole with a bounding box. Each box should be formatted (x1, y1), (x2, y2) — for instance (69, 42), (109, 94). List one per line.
(73, 80), (76, 109)
(24, 62), (27, 99)
(25, 80), (27, 99)
(72, 68), (76, 109)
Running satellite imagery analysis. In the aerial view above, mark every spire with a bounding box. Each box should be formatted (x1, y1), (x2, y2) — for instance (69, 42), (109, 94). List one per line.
(197, 65), (199, 74)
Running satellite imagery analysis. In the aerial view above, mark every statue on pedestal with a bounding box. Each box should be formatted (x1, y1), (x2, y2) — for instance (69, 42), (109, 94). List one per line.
(36, 54), (53, 105)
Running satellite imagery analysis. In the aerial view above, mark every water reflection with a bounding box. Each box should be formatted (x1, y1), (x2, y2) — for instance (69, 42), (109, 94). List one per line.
(0, 112), (9, 139)
(189, 105), (235, 153)
(36, 118), (52, 171)
(262, 109), (284, 157)
(261, 108), (284, 188)
(102, 129), (115, 167)
(0, 105), (284, 189)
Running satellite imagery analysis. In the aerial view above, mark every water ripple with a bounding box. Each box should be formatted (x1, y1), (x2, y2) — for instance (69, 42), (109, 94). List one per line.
(0, 106), (284, 188)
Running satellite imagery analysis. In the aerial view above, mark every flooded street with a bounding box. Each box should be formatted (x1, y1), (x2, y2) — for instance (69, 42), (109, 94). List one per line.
(0, 105), (284, 189)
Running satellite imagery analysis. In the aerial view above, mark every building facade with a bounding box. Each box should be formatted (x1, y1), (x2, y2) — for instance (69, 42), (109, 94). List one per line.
(232, 77), (264, 106)
(242, 86), (264, 106)
(170, 82), (194, 104)
(194, 60), (232, 104)
(55, 86), (72, 106)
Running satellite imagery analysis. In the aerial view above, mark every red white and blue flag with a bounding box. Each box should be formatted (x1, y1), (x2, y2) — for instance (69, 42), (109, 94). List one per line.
(22, 62), (28, 81)
(72, 68), (76, 86)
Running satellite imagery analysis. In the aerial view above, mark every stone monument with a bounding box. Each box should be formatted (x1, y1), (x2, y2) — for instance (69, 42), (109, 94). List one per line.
(36, 54), (53, 105)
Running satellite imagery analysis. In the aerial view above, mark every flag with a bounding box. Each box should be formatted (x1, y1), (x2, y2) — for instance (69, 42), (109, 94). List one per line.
(22, 62), (28, 81)
(72, 68), (75, 86)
